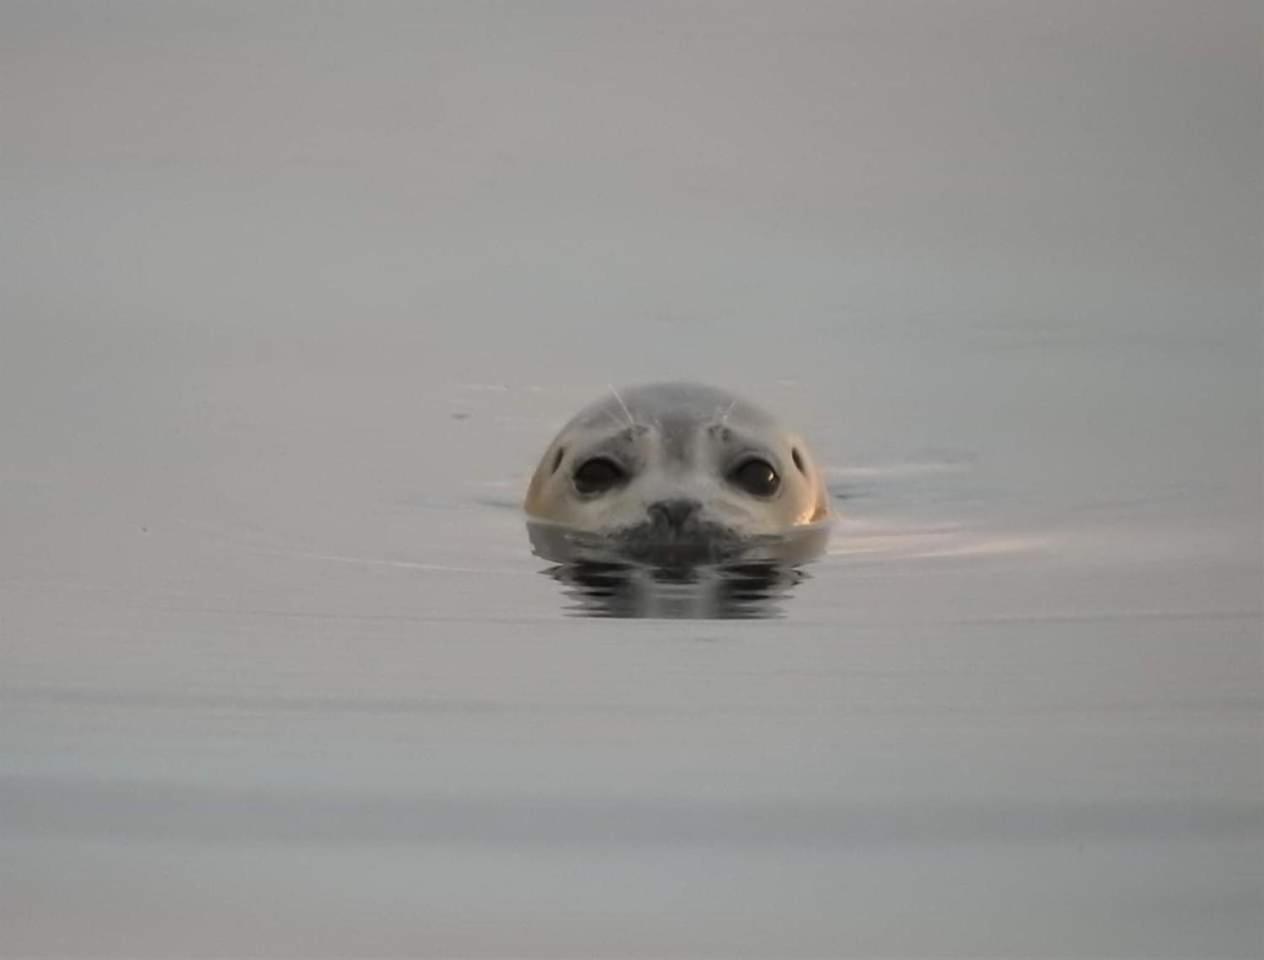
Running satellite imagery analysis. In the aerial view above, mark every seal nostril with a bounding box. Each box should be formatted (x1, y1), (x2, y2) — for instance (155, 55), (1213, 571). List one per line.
(648, 499), (701, 530)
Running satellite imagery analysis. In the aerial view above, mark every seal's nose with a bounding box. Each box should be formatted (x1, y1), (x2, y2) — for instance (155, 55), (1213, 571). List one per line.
(647, 498), (701, 530)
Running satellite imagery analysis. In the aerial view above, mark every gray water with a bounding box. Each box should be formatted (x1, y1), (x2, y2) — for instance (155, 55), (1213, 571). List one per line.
(2, 3), (1262, 956)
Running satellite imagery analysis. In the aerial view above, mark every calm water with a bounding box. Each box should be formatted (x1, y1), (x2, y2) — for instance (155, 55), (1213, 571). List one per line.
(2, 4), (1261, 957)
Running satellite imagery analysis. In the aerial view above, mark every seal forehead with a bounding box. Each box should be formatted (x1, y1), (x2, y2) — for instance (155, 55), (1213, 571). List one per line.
(655, 412), (700, 464)
(565, 384), (776, 466)
(571, 383), (776, 432)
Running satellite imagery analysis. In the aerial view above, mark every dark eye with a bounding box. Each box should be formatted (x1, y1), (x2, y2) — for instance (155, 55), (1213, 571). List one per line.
(573, 457), (627, 495)
(728, 458), (780, 497)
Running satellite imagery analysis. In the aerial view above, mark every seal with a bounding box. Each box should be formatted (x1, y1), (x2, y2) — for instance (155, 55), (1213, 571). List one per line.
(525, 382), (831, 565)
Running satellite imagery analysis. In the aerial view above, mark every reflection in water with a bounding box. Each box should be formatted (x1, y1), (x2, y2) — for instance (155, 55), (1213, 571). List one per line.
(547, 559), (808, 619)
(527, 518), (830, 619)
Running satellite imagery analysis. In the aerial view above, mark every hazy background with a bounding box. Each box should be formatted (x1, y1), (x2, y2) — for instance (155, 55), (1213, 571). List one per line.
(1, 2), (1261, 956)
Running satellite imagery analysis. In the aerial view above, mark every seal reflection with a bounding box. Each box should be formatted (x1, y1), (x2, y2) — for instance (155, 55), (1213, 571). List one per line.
(546, 558), (808, 619)
(527, 518), (829, 619)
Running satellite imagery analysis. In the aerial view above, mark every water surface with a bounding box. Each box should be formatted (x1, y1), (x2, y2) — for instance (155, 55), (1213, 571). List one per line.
(1, 3), (1261, 957)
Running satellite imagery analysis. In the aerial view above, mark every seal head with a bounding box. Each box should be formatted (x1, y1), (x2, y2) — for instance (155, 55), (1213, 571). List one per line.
(525, 382), (831, 565)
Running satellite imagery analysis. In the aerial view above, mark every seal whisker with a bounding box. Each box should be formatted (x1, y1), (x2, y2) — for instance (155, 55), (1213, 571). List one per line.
(607, 383), (635, 428)
(717, 396), (738, 428)
(598, 406), (630, 430)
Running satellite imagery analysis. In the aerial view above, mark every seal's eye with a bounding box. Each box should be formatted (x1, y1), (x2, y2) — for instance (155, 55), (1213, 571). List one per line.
(728, 458), (780, 498)
(573, 457), (627, 495)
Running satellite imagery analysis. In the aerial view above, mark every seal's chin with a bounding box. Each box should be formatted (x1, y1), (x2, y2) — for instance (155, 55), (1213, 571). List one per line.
(525, 517), (831, 568)
(611, 519), (747, 566)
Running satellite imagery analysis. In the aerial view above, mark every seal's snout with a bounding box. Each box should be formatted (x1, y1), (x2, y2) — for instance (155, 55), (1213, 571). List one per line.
(647, 498), (702, 532)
